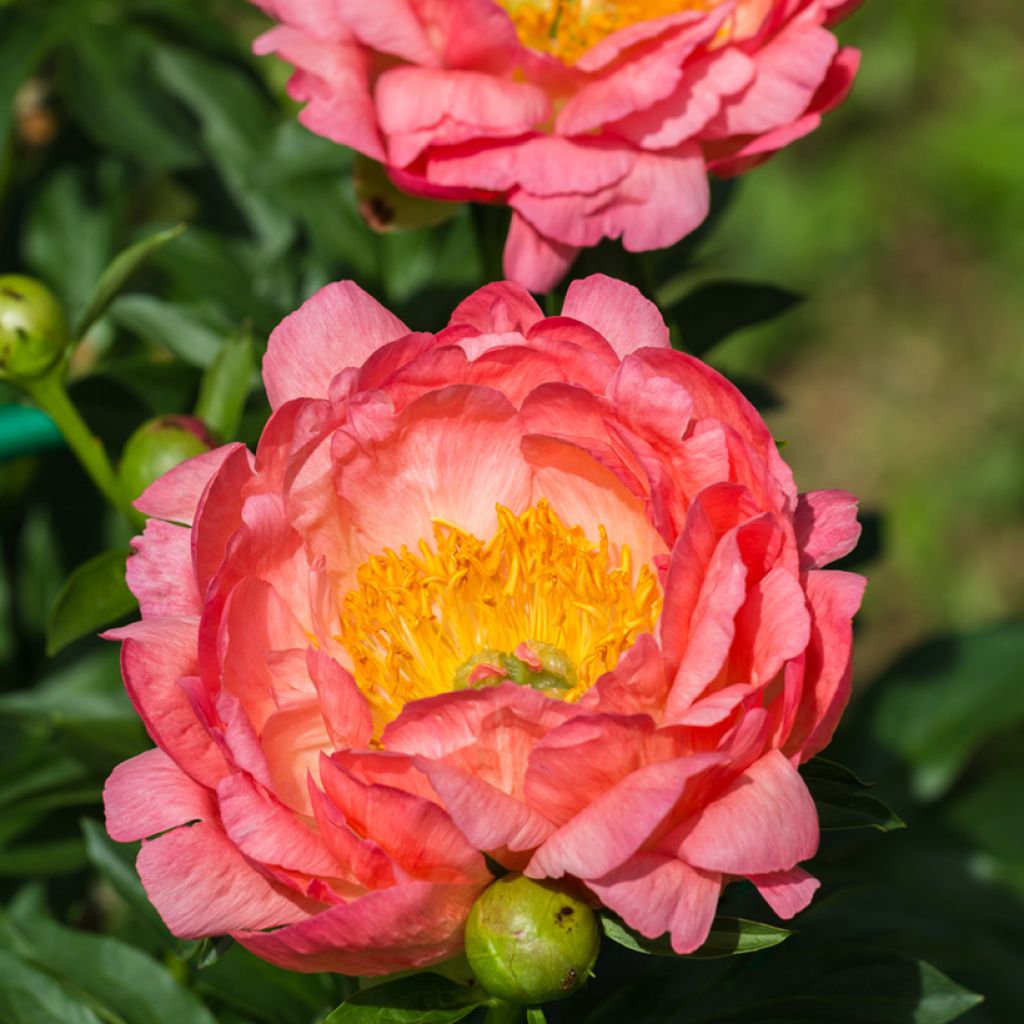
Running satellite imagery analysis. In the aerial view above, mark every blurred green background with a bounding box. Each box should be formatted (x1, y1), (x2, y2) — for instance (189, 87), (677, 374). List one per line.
(0, 0), (1021, 1021)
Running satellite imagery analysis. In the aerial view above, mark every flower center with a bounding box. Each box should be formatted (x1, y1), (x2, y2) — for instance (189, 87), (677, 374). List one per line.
(499, 0), (726, 63)
(337, 500), (662, 731)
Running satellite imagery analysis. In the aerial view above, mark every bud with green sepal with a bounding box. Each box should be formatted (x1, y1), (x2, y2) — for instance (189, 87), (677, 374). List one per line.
(119, 415), (214, 503)
(0, 275), (69, 382)
(465, 874), (600, 1007)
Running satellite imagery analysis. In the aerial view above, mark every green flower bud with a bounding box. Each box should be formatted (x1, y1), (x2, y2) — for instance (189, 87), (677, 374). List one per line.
(0, 275), (69, 381)
(119, 415), (214, 503)
(354, 155), (460, 233)
(465, 874), (600, 1006)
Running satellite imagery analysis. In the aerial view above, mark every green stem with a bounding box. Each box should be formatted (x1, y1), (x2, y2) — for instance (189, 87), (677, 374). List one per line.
(484, 1003), (525, 1024)
(23, 373), (141, 527)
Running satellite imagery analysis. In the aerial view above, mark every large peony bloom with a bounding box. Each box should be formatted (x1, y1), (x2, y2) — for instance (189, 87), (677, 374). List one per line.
(104, 275), (865, 972)
(250, 0), (861, 291)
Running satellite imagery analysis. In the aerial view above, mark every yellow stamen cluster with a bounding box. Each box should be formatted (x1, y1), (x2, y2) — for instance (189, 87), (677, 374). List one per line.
(499, 0), (725, 63)
(336, 500), (662, 732)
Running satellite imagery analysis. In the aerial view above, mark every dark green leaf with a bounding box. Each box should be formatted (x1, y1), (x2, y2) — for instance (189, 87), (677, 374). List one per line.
(194, 326), (255, 441)
(0, 909), (217, 1024)
(669, 281), (802, 357)
(46, 548), (136, 656)
(110, 294), (226, 367)
(325, 975), (485, 1024)
(802, 757), (906, 832)
(600, 914), (792, 959)
(62, 24), (199, 172)
(872, 625), (1024, 799)
(0, 948), (104, 1024)
(76, 224), (186, 340)
(81, 818), (171, 947)
(0, 838), (87, 877)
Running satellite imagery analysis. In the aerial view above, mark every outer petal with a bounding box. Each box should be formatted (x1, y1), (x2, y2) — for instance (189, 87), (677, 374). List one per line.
(670, 750), (818, 875)
(528, 755), (724, 881)
(106, 617), (227, 788)
(127, 520), (200, 617)
(562, 275), (670, 357)
(503, 213), (580, 295)
(233, 881), (483, 975)
(263, 282), (409, 410)
(104, 747), (214, 843)
(137, 820), (310, 938)
(749, 866), (820, 919)
(785, 569), (866, 759)
(134, 444), (245, 524)
(794, 489), (861, 570)
(587, 853), (721, 954)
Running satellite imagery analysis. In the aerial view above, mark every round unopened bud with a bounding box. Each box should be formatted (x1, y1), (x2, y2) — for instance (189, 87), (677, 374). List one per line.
(465, 874), (600, 1006)
(0, 275), (68, 381)
(119, 416), (214, 502)
(354, 155), (460, 233)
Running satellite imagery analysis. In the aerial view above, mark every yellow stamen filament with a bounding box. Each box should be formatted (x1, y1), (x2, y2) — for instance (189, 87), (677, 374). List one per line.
(336, 500), (662, 733)
(499, 0), (726, 63)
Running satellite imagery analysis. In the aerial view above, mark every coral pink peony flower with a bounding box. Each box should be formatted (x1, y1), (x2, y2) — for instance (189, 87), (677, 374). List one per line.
(249, 0), (861, 291)
(104, 275), (864, 971)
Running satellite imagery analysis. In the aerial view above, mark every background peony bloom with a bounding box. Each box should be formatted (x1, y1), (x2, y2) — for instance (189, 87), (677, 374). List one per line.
(249, 0), (861, 291)
(104, 274), (864, 971)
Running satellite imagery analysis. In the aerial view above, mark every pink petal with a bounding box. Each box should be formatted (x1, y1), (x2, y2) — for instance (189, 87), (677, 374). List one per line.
(233, 881), (483, 975)
(670, 750), (818, 875)
(307, 648), (373, 749)
(217, 771), (342, 877)
(502, 212), (579, 294)
(126, 520), (200, 617)
(448, 281), (543, 335)
(562, 275), (670, 356)
(104, 747), (214, 842)
(333, 385), (532, 556)
(134, 444), (245, 524)
(137, 820), (309, 938)
(417, 758), (556, 853)
(263, 281), (409, 410)
(587, 853), (721, 954)
(749, 866), (820, 919)
(785, 569), (866, 760)
(105, 617), (227, 788)
(261, 701), (334, 815)
(319, 755), (489, 884)
(528, 755), (724, 881)
(331, 0), (438, 65)
(613, 48), (755, 149)
(427, 136), (633, 197)
(704, 21), (838, 138)
(794, 489), (861, 571)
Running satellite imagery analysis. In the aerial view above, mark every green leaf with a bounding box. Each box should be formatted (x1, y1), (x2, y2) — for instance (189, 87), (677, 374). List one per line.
(801, 757), (906, 832)
(110, 294), (226, 368)
(62, 23), (199, 173)
(0, 838), (88, 877)
(0, 948), (104, 1024)
(46, 548), (136, 656)
(195, 943), (349, 1024)
(872, 625), (1024, 799)
(194, 326), (255, 441)
(325, 975), (485, 1024)
(0, 909), (218, 1024)
(600, 914), (792, 959)
(668, 281), (802, 357)
(81, 818), (171, 947)
(526, 1009), (547, 1024)
(75, 224), (186, 340)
